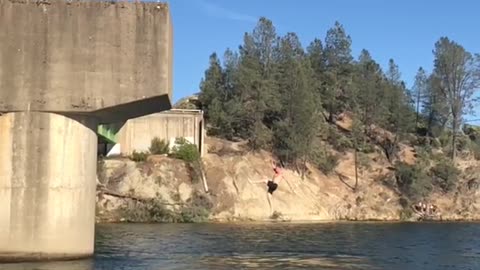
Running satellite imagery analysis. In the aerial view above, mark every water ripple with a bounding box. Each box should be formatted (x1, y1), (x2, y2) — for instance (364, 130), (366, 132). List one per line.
(2, 222), (480, 270)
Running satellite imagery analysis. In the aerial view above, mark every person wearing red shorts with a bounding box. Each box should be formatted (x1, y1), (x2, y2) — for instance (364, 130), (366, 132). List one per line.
(249, 160), (293, 216)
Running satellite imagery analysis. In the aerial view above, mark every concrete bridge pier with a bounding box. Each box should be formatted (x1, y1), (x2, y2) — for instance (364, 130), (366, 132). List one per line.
(0, 0), (173, 261)
(0, 112), (98, 261)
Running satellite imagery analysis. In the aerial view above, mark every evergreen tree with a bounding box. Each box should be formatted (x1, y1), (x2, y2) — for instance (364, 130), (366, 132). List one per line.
(385, 59), (414, 136)
(323, 21), (353, 123)
(307, 38), (326, 75)
(198, 53), (226, 135)
(306, 38), (327, 108)
(273, 33), (320, 171)
(219, 49), (243, 139)
(422, 74), (449, 137)
(431, 37), (480, 160)
(354, 49), (385, 128)
(235, 17), (279, 149)
(412, 67), (428, 128)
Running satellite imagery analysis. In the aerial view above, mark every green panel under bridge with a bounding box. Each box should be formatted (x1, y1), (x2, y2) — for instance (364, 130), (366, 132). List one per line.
(97, 123), (123, 144)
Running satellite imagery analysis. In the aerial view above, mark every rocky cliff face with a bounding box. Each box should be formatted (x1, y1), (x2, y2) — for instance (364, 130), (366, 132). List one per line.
(96, 137), (480, 223)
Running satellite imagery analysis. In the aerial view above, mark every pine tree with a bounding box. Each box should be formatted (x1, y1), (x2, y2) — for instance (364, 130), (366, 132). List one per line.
(354, 49), (385, 128)
(323, 21), (353, 123)
(431, 37), (480, 160)
(306, 38), (327, 108)
(273, 33), (320, 172)
(385, 59), (414, 136)
(307, 38), (326, 75)
(235, 17), (279, 149)
(218, 49), (242, 139)
(199, 53), (226, 136)
(412, 67), (428, 128)
(422, 74), (449, 137)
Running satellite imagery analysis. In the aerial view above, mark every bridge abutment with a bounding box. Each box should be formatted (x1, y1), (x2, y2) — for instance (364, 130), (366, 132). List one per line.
(0, 112), (97, 262)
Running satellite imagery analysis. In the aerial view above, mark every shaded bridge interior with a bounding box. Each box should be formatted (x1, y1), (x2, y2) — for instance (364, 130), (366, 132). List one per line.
(62, 94), (172, 144)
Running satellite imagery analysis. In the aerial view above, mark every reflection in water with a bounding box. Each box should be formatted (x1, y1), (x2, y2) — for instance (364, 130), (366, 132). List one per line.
(0, 259), (93, 270)
(1, 222), (480, 270)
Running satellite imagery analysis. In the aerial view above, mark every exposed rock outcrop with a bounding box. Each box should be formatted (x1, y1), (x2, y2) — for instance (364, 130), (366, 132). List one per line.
(96, 133), (480, 223)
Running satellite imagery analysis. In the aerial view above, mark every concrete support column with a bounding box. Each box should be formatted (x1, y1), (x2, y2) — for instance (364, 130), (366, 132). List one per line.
(0, 112), (98, 262)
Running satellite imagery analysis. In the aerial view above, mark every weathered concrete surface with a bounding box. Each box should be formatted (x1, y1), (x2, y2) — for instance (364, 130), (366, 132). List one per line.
(116, 109), (204, 156)
(0, 0), (173, 119)
(0, 112), (98, 261)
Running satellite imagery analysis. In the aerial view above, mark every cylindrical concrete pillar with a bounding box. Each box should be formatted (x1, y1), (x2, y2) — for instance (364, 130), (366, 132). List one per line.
(0, 112), (98, 262)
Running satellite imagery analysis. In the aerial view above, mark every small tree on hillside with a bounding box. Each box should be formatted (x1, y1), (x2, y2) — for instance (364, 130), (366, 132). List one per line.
(412, 67), (428, 128)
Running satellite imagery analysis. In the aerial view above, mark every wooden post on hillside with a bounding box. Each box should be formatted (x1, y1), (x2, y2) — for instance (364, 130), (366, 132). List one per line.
(198, 161), (209, 193)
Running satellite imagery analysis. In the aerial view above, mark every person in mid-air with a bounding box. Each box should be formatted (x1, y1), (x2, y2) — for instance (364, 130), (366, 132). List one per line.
(249, 160), (295, 215)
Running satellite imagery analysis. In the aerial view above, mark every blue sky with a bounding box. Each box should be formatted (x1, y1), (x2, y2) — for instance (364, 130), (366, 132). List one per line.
(164, 0), (479, 118)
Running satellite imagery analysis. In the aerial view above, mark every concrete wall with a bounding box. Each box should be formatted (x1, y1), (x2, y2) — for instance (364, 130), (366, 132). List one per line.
(0, 0), (174, 261)
(0, 112), (97, 261)
(116, 110), (204, 156)
(0, 0), (173, 116)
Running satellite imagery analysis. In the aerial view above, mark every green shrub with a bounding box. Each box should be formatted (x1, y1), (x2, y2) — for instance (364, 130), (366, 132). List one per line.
(399, 208), (414, 221)
(456, 135), (469, 153)
(414, 146), (432, 169)
(248, 121), (273, 150)
(170, 137), (200, 162)
(326, 126), (352, 152)
(398, 197), (410, 208)
(415, 125), (429, 137)
(464, 124), (480, 141)
(310, 148), (339, 175)
(179, 191), (213, 223)
(270, 211), (283, 220)
(359, 142), (375, 154)
(129, 150), (149, 162)
(429, 152), (447, 163)
(439, 132), (451, 148)
(119, 197), (178, 223)
(149, 137), (170, 155)
(468, 141), (480, 160)
(119, 191), (213, 223)
(431, 138), (442, 148)
(430, 158), (460, 192)
(395, 162), (432, 201)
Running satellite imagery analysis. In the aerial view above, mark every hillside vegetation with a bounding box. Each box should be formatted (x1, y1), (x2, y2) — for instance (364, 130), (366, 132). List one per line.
(96, 133), (480, 222)
(96, 18), (480, 223)
(197, 17), (480, 209)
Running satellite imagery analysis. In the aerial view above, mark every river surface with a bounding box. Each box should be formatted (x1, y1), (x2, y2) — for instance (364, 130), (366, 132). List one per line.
(2, 222), (480, 270)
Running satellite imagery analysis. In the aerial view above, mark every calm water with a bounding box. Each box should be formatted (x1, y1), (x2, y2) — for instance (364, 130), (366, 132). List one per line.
(2, 222), (480, 270)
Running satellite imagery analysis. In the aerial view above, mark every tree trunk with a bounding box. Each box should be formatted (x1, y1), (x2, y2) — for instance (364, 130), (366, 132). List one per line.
(415, 91), (421, 128)
(301, 157), (307, 180)
(354, 147), (358, 192)
(427, 111), (433, 137)
(328, 103), (334, 123)
(452, 116), (458, 161)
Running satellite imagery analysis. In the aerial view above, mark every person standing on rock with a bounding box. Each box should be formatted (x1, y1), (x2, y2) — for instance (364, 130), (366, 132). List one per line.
(248, 160), (295, 216)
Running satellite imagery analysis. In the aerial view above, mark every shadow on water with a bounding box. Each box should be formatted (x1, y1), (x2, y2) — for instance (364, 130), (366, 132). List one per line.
(2, 222), (480, 270)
